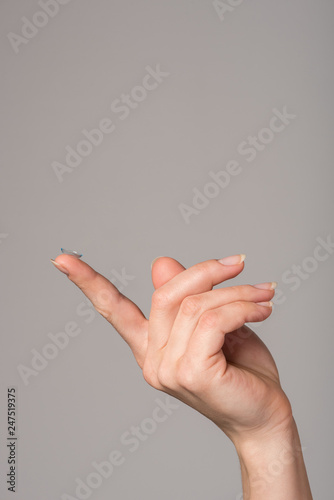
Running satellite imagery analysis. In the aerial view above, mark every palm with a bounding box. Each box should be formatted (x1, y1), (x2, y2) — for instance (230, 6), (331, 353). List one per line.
(191, 326), (291, 438)
(223, 325), (279, 381)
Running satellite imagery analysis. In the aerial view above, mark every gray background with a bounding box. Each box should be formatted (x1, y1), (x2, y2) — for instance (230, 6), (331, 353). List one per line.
(1, 0), (333, 498)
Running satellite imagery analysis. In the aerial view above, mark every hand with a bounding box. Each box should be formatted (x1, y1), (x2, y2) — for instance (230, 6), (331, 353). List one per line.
(50, 253), (292, 445)
(51, 253), (313, 499)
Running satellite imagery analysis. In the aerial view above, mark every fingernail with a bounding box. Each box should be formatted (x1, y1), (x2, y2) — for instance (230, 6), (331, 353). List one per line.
(151, 256), (165, 270)
(60, 248), (83, 258)
(257, 301), (273, 308)
(50, 259), (69, 276)
(253, 282), (277, 290)
(218, 254), (246, 266)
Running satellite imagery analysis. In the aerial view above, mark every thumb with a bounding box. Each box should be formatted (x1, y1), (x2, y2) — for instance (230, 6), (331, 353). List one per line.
(151, 256), (186, 289)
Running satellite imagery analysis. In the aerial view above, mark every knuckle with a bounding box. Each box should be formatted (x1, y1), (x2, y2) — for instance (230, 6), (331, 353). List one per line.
(157, 362), (176, 389)
(94, 288), (121, 322)
(142, 361), (159, 388)
(182, 262), (212, 288)
(227, 285), (244, 300)
(231, 300), (246, 317)
(198, 310), (218, 329)
(193, 261), (212, 278)
(176, 359), (201, 391)
(179, 295), (202, 317)
(151, 288), (173, 309)
(95, 304), (111, 322)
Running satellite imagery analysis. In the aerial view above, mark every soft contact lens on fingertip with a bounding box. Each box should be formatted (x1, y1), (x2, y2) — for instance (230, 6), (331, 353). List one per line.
(60, 248), (83, 258)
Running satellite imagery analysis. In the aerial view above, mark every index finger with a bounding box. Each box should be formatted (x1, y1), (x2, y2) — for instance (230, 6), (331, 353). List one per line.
(51, 255), (148, 364)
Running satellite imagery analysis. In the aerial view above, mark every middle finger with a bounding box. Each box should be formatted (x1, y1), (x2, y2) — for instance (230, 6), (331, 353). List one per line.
(163, 283), (276, 360)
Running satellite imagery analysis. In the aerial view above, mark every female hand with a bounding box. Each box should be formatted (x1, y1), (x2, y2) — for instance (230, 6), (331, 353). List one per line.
(51, 253), (292, 446)
(52, 253), (313, 499)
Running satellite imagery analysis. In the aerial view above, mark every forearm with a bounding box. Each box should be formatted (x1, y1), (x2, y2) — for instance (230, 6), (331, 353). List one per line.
(234, 417), (313, 500)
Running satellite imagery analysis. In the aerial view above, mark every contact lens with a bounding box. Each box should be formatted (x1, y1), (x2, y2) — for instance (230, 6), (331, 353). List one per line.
(60, 248), (83, 258)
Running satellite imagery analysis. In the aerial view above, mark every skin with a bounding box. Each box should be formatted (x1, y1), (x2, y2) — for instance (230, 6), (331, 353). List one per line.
(51, 254), (313, 499)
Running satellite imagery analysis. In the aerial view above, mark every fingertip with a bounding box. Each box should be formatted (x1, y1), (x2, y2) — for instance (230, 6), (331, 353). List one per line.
(50, 258), (69, 276)
(257, 301), (274, 308)
(151, 256), (186, 289)
(218, 254), (246, 266)
(151, 256), (165, 270)
(51, 254), (96, 281)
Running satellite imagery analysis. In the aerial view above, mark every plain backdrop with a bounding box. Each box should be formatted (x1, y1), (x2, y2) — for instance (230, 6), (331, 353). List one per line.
(1, 1), (333, 499)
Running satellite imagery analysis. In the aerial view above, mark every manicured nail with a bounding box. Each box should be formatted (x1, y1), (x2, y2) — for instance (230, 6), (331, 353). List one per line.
(50, 259), (69, 276)
(60, 248), (83, 258)
(151, 256), (165, 270)
(218, 254), (246, 266)
(253, 282), (277, 290)
(257, 301), (273, 308)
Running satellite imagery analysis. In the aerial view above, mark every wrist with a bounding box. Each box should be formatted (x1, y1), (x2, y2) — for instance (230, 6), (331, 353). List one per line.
(232, 412), (296, 458)
(232, 417), (313, 500)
